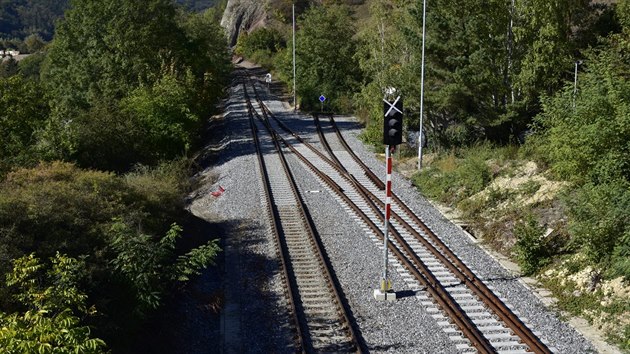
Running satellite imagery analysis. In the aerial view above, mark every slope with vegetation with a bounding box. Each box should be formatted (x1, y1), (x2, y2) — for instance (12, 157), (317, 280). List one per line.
(232, 0), (629, 349)
(0, 0), (230, 351)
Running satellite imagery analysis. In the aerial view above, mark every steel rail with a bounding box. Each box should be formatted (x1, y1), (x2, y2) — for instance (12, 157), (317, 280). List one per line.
(242, 78), (306, 352)
(251, 88), (495, 353)
(259, 101), (549, 352)
(244, 77), (362, 353)
(321, 114), (551, 354)
(276, 127), (495, 353)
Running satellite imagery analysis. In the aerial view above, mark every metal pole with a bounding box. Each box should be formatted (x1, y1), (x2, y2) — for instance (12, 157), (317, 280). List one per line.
(418, 0), (427, 170)
(573, 60), (583, 108)
(381, 145), (392, 292)
(293, 3), (297, 111)
(573, 60), (582, 108)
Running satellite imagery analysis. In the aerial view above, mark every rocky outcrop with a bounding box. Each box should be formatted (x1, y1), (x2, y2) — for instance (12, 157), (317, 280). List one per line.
(221, 0), (268, 47)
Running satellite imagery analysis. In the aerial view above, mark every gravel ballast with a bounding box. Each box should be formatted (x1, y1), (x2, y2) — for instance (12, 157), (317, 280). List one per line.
(188, 68), (598, 353)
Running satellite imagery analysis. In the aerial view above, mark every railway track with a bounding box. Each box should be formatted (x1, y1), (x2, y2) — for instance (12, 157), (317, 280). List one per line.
(314, 114), (554, 354)
(241, 75), (362, 353)
(243, 75), (553, 353)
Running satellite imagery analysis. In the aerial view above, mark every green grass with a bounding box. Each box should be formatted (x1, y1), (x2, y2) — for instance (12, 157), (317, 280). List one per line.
(412, 143), (499, 206)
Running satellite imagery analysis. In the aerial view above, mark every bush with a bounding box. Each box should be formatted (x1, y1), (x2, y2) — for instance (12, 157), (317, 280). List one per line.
(612, 230), (630, 281)
(0, 162), (123, 279)
(564, 182), (630, 272)
(281, 5), (361, 112)
(0, 253), (107, 353)
(0, 161), (218, 347)
(235, 27), (285, 59)
(534, 27), (630, 185)
(109, 220), (220, 316)
(121, 72), (201, 163)
(0, 76), (48, 174)
(249, 49), (277, 70)
(514, 215), (549, 275)
(412, 145), (493, 206)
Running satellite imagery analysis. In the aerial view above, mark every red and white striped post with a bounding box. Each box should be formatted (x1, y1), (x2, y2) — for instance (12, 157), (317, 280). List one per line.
(375, 145), (397, 301)
(375, 94), (402, 301)
(382, 145), (393, 290)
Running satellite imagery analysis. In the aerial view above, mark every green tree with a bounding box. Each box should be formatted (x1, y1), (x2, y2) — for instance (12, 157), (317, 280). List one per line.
(40, 1), (229, 169)
(17, 51), (46, 80)
(356, 0), (596, 147)
(533, 1), (630, 277)
(0, 253), (106, 353)
(0, 56), (19, 78)
(513, 0), (591, 107)
(0, 75), (47, 173)
(236, 27), (285, 58)
(178, 7), (231, 119)
(537, 28), (630, 184)
(284, 4), (361, 111)
(121, 72), (201, 162)
(23, 33), (45, 53)
(354, 0), (417, 145)
(109, 220), (220, 316)
(40, 0), (187, 160)
(0, 0), (70, 40)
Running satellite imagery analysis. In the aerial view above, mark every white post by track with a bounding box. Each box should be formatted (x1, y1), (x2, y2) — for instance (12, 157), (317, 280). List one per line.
(374, 145), (397, 301)
(418, 0), (427, 170)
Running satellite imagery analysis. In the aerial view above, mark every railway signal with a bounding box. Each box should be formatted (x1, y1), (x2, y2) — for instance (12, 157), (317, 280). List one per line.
(375, 96), (403, 301)
(383, 97), (403, 146)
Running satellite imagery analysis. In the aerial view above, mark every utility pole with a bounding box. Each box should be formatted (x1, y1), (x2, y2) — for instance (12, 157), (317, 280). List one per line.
(418, 0), (427, 170)
(573, 60), (582, 108)
(293, 3), (297, 111)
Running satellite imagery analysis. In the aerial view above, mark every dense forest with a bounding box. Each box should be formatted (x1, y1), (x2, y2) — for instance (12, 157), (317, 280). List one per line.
(0, 0), (230, 351)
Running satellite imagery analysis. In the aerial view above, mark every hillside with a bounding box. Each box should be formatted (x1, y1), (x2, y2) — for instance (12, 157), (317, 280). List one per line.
(0, 0), (220, 42)
(0, 0), (69, 41)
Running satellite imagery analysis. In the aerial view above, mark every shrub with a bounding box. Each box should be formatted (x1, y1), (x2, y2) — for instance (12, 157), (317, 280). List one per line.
(0, 162), (123, 279)
(412, 146), (492, 206)
(514, 215), (549, 275)
(121, 72), (201, 163)
(235, 28), (285, 59)
(612, 230), (630, 281)
(109, 221), (220, 316)
(0, 76), (48, 174)
(565, 182), (630, 267)
(0, 253), (107, 353)
(0, 161), (218, 347)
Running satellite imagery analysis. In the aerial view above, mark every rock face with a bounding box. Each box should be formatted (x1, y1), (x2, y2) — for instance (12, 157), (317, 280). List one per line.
(221, 0), (268, 47)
